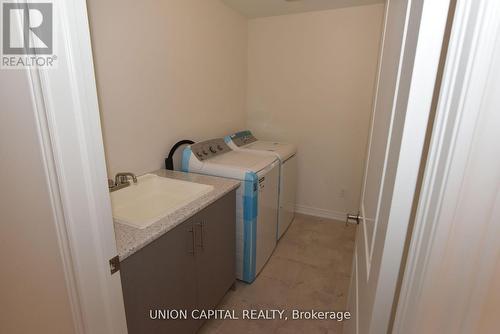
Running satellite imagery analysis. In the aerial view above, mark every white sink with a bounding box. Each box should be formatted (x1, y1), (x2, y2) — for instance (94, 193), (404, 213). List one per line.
(110, 174), (213, 229)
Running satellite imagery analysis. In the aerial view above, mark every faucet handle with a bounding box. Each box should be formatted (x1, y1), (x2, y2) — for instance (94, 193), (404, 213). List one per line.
(116, 175), (130, 185)
(115, 172), (137, 185)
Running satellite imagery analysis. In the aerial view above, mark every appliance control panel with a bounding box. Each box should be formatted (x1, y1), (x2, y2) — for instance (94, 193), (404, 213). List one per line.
(191, 138), (232, 161)
(230, 130), (258, 147)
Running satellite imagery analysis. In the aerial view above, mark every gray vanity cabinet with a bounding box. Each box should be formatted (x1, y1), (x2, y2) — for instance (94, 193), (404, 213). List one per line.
(120, 213), (200, 334)
(119, 190), (236, 334)
(194, 191), (236, 311)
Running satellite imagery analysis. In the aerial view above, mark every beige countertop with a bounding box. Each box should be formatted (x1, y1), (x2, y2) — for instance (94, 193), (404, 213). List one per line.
(114, 169), (240, 260)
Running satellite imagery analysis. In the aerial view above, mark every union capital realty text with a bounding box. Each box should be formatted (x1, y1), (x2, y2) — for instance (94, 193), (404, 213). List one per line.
(149, 309), (351, 322)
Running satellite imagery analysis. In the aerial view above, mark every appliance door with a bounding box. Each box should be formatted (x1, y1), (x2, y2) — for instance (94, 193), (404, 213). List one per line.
(278, 155), (297, 239)
(254, 161), (279, 275)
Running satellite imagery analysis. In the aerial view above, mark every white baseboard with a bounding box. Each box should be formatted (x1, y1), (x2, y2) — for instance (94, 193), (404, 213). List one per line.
(294, 204), (346, 222)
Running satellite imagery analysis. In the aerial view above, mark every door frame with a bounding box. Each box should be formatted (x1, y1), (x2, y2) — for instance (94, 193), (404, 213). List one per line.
(26, 0), (128, 333)
(393, 0), (500, 332)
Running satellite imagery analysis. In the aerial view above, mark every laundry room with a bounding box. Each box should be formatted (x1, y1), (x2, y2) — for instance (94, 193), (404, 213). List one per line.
(7, 0), (500, 333)
(85, 0), (384, 333)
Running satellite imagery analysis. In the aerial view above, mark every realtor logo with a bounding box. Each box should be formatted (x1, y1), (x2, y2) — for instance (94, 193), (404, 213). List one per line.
(1, 1), (56, 68)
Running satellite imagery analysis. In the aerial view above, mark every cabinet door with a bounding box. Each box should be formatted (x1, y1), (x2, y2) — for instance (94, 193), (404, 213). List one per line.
(120, 218), (198, 334)
(195, 190), (236, 310)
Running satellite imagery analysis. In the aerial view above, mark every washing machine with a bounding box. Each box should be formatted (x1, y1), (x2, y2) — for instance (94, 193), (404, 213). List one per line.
(181, 138), (279, 283)
(225, 130), (297, 240)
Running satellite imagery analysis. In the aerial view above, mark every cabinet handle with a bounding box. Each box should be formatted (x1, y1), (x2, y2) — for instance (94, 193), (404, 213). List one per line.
(188, 227), (195, 255)
(195, 222), (204, 250)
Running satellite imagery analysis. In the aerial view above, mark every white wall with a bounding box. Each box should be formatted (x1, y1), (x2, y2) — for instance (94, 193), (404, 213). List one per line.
(246, 4), (384, 217)
(86, 0), (248, 177)
(477, 255), (500, 333)
(88, 1), (384, 217)
(0, 70), (76, 334)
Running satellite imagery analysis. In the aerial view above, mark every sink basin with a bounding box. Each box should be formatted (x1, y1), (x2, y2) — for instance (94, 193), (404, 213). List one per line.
(110, 174), (213, 229)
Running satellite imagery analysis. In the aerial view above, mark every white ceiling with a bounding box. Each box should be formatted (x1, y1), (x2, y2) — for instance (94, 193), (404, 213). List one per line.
(221, 0), (385, 19)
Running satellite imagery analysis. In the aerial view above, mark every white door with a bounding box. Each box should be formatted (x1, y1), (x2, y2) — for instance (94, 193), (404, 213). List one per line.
(344, 0), (452, 333)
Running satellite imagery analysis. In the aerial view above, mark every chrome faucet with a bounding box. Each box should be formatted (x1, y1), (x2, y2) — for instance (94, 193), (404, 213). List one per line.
(109, 172), (137, 192)
(115, 172), (137, 185)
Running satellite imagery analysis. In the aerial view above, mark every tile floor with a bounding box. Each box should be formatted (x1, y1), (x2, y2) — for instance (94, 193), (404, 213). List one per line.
(198, 213), (357, 334)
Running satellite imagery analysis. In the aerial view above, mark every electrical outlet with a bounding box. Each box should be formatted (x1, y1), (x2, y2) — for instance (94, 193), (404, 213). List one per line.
(340, 189), (346, 198)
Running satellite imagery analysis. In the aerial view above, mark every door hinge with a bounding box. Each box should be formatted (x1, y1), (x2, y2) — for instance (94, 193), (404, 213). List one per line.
(346, 212), (362, 226)
(109, 255), (120, 275)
